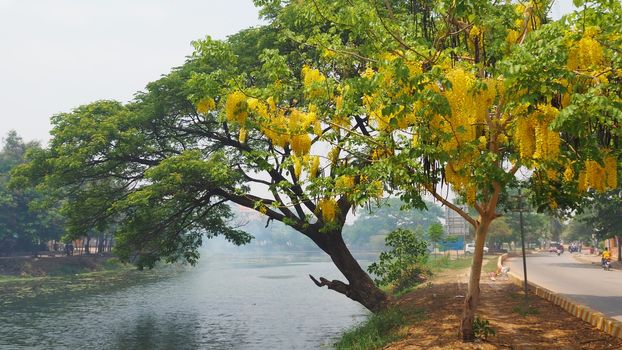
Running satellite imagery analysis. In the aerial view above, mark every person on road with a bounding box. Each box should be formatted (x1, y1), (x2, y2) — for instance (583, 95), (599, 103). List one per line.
(602, 248), (611, 265)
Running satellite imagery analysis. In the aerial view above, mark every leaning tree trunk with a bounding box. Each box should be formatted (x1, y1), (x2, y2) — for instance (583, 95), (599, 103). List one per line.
(460, 216), (493, 341)
(307, 229), (390, 313)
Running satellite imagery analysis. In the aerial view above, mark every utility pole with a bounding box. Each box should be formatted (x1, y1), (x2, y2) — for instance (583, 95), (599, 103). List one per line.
(513, 188), (529, 302)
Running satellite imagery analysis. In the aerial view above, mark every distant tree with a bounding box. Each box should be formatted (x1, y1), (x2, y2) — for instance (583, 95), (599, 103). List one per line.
(0, 131), (64, 254)
(343, 198), (443, 249)
(580, 191), (622, 260)
(427, 222), (445, 254)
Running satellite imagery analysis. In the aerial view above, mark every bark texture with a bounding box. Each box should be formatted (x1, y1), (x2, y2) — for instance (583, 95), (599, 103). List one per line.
(460, 216), (492, 341)
(308, 228), (390, 313)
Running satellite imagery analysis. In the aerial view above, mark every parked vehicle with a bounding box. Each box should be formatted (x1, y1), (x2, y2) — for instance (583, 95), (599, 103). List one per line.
(465, 243), (489, 254)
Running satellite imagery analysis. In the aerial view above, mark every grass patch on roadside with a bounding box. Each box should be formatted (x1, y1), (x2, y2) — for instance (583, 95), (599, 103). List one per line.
(427, 255), (473, 272)
(335, 307), (425, 350)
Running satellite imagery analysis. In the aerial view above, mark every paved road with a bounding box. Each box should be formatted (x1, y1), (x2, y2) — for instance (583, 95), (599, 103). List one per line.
(507, 252), (622, 321)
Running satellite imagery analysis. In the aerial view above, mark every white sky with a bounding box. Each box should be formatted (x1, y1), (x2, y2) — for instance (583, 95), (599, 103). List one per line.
(0, 0), (263, 144)
(0, 0), (574, 144)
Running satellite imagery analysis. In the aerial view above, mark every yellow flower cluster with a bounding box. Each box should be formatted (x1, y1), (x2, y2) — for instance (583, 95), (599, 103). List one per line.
(370, 147), (394, 160)
(293, 155), (302, 179)
(439, 68), (496, 152)
(469, 25), (481, 40)
(225, 91), (248, 124)
(567, 28), (604, 71)
(239, 128), (247, 143)
(317, 198), (338, 222)
(302, 65), (326, 99)
(291, 134), (311, 156)
(335, 175), (355, 191)
(578, 157), (618, 192)
(309, 156), (320, 179)
(514, 104), (560, 161)
(246, 97), (318, 153)
(444, 160), (475, 204)
(196, 97), (216, 114)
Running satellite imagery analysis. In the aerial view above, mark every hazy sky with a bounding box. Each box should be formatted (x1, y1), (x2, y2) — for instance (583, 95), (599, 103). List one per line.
(1, 0), (574, 144)
(0, 0), (263, 144)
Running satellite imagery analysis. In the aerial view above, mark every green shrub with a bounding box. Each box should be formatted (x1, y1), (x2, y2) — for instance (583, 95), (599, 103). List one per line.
(367, 228), (429, 290)
(393, 264), (432, 292)
(473, 316), (496, 340)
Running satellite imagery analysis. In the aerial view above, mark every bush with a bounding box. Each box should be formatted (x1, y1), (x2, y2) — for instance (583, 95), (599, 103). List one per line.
(368, 228), (429, 291)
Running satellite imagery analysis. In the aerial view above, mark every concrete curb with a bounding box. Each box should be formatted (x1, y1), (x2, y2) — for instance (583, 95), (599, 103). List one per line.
(500, 254), (622, 339)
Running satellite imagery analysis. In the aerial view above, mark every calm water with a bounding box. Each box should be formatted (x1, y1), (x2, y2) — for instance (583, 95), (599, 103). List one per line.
(0, 254), (369, 349)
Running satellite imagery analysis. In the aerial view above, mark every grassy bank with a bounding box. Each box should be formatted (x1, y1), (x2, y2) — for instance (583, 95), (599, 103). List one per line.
(335, 254), (501, 350)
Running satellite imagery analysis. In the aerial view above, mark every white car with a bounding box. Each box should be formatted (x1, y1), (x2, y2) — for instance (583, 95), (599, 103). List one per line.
(465, 243), (489, 254)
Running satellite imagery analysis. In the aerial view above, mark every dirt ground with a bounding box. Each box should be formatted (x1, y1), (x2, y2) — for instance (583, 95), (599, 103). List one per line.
(383, 266), (622, 350)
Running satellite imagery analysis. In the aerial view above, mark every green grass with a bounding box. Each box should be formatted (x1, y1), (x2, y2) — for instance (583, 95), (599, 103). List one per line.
(512, 305), (539, 316)
(427, 255), (473, 272)
(335, 308), (425, 350)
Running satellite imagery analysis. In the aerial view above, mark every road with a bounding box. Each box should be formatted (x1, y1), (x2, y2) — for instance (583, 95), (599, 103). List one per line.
(507, 252), (622, 321)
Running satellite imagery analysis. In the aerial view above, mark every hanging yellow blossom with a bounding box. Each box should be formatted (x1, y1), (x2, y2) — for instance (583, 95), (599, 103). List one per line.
(291, 133), (311, 156)
(317, 198), (338, 222)
(292, 155), (302, 179)
(335, 176), (355, 191)
(567, 27), (604, 71)
(309, 156), (320, 179)
(239, 128), (247, 144)
(361, 67), (375, 79)
(563, 164), (575, 182)
(196, 97), (216, 114)
(328, 147), (340, 165)
(301, 65), (326, 98)
(225, 91), (248, 124)
(585, 160), (606, 192)
(469, 25), (481, 40)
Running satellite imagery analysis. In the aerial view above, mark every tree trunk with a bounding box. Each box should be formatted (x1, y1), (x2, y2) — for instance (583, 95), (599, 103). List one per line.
(308, 229), (390, 312)
(460, 216), (492, 341)
(617, 235), (621, 262)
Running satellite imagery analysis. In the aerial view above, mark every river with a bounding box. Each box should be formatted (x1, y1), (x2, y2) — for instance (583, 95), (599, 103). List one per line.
(0, 253), (370, 349)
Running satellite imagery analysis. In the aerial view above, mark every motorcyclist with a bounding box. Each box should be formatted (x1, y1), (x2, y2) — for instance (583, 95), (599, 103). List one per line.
(602, 248), (611, 270)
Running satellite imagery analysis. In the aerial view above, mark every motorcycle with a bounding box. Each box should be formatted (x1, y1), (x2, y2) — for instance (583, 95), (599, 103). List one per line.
(602, 258), (611, 271)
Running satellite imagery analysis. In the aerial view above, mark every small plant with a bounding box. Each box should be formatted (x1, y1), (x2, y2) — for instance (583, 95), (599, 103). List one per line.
(473, 316), (496, 340)
(512, 305), (539, 316)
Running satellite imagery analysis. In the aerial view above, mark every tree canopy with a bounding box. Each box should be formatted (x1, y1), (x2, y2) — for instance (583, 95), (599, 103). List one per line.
(13, 0), (622, 341)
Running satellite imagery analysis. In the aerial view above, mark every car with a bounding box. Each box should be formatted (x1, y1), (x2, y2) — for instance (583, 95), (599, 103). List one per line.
(465, 243), (489, 254)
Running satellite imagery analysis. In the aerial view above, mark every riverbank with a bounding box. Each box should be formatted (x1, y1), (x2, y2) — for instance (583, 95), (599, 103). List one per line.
(0, 255), (118, 276)
(0, 256), (181, 308)
(337, 255), (622, 349)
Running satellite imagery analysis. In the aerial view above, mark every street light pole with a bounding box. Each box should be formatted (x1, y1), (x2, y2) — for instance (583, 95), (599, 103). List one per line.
(517, 188), (528, 302)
